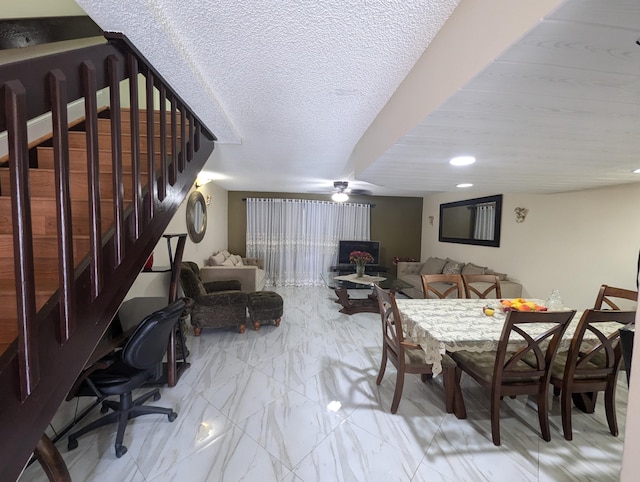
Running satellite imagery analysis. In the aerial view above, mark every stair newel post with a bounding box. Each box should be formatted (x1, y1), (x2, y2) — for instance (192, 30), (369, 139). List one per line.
(5, 80), (40, 399)
(81, 61), (103, 300)
(48, 69), (76, 343)
(180, 105), (186, 172)
(107, 55), (125, 266)
(145, 71), (156, 219)
(169, 94), (178, 186)
(127, 53), (142, 239)
(158, 83), (167, 201)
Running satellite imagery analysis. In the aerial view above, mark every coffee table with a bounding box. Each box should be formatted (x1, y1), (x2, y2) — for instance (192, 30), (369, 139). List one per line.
(321, 271), (411, 315)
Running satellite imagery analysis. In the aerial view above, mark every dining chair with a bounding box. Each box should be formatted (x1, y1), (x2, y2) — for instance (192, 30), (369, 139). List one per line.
(462, 274), (502, 299)
(373, 285), (461, 415)
(548, 309), (635, 441)
(450, 309), (576, 446)
(420, 274), (463, 299)
(593, 284), (638, 310)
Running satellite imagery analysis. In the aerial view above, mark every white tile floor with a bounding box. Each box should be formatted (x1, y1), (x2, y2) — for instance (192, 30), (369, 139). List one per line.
(20, 287), (628, 481)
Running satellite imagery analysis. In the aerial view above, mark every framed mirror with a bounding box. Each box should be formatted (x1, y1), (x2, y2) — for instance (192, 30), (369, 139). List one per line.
(186, 191), (207, 243)
(439, 194), (502, 247)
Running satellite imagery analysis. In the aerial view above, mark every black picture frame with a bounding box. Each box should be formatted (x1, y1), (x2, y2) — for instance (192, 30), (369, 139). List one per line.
(438, 194), (503, 247)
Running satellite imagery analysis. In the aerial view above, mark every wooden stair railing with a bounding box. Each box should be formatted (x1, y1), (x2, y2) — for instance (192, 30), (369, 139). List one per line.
(0, 32), (216, 481)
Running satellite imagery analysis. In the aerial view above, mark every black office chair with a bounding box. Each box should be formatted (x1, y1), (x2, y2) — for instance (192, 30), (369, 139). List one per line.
(67, 299), (186, 457)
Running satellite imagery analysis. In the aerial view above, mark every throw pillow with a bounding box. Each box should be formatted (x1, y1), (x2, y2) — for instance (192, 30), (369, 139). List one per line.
(420, 257), (447, 275)
(220, 250), (231, 260)
(461, 262), (486, 275)
(209, 252), (226, 266)
(486, 269), (508, 281)
(222, 258), (235, 266)
(230, 254), (244, 265)
(442, 259), (465, 275)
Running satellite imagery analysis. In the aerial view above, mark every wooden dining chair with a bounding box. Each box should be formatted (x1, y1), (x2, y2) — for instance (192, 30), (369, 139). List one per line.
(420, 274), (463, 299)
(373, 285), (461, 415)
(462, 274), (502, 299)
(450, 309), (576, 446)
(549, 309), (635, 441)
(593, 284), (638, 310)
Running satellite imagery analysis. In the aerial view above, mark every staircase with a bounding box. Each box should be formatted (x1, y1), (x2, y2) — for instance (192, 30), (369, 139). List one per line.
(0, 32), (216, 480)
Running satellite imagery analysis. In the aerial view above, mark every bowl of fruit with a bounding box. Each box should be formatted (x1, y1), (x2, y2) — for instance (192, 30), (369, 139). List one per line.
(500, 298), (547, 312)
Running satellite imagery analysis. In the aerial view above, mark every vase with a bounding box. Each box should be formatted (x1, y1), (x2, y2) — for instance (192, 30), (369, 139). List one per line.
(356, 263), (365, 278)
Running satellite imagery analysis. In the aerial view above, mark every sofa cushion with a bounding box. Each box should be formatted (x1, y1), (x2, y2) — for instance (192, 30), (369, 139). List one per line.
(231, 254), (243, 266)
(442, 259), (465, 275)
(222, 258), (235, 266)
(420, 257), (447, 275)
(209, 252), (226, 266)
(220, 250), (231, 259)
(461, 262), (486, 275)
(486, 269), (508, 281)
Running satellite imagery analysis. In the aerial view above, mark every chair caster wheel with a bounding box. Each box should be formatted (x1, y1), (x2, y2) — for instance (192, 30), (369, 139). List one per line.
(67, 438), (78, 451)
(115, 445), (127, 458)
(168, 411), (178, 422)
(100, 404), (109, 414)
(153, 392), (161, 401)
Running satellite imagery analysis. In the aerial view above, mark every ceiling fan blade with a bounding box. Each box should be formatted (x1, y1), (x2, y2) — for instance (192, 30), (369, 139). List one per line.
(349, 188), (372, 196)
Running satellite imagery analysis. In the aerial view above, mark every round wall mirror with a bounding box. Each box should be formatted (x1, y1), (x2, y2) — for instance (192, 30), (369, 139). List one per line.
(186, 191), (207, 243)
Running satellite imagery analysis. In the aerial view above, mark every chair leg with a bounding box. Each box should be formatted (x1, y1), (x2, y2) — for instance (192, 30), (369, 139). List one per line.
(561, 386), (574, 441)
(193, 327), (202, 336)
(376, 348), (388, 385)
(537, 388), (551, 442)
(490, 393), (501, 446)
(390, 370), (405, 414)
(452, 367), (467, 419)
(604, 381), (619, 437)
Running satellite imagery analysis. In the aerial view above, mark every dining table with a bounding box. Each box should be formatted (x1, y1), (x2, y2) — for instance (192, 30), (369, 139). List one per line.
(393, 298), (609, 376)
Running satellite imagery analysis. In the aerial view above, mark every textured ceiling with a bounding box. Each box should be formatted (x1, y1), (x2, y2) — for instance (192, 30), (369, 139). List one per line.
(76, 0), (640, 197)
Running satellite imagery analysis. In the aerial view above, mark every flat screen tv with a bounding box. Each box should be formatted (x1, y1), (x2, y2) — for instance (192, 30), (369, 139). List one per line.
(337, 240), (380, 265)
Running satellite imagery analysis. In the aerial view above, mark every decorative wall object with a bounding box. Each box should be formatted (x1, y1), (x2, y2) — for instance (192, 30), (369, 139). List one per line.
(514, 207), (529, 223)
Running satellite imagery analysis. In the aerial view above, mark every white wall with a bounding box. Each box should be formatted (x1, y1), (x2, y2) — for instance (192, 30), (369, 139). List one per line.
(125, 179), (228, 299)
(422, 183), (640, 309)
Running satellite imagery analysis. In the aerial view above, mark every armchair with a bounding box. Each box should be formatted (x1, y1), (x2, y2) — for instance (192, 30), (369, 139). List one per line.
(180, 262), (248, 335)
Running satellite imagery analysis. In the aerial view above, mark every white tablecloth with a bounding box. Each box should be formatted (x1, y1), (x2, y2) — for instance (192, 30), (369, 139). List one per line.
(333, 273), (386, 285)
(395, 298), (590, 375)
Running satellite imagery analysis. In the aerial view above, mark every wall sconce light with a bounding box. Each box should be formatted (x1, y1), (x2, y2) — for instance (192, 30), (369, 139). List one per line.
(514, 207), (528, 223)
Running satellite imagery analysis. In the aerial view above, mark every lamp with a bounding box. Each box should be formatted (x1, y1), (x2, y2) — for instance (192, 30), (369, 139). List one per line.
(332, 192), (349, 202)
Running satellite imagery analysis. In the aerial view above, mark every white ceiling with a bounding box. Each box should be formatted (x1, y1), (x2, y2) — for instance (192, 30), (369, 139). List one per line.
(76, 0), (640, 197)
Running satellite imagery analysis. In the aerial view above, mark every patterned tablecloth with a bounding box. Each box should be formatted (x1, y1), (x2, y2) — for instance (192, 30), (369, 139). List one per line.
(333, 273), (387, 286)
(395, 298), (589, 376)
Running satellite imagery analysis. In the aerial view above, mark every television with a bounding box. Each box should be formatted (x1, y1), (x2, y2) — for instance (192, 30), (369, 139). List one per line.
(337, 240), (380, 265)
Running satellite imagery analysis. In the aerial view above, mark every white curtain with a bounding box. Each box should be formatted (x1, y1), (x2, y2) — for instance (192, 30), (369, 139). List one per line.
(474, 203), (495, 240)
(246, 198), (370, 286)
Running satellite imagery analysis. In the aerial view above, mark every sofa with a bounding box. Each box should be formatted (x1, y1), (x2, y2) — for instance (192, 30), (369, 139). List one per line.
(199, 250), (266, 292)
(397, 257), (522, 300)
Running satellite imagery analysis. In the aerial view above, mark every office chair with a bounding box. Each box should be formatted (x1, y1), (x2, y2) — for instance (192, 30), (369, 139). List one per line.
(67, 299), (186, 457)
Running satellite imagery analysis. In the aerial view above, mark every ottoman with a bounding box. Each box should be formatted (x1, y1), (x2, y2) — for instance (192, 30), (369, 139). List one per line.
(247, 291), (283, 331)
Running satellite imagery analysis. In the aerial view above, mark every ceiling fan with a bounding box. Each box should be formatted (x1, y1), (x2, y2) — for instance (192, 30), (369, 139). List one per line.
(330, 181), (372, 202)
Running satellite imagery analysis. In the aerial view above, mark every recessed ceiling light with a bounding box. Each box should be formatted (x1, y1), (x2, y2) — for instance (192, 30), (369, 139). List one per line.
(633, 168), (640, 174)
(456, 183), (473, 188)
(450, 156), (476, 166)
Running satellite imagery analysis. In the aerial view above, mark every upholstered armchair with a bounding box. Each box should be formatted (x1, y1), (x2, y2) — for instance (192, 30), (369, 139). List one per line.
(180, 262), (248, 335)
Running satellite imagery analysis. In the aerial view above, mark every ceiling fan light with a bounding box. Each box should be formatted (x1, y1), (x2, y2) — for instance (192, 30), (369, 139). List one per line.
(332, 192), (349, 202)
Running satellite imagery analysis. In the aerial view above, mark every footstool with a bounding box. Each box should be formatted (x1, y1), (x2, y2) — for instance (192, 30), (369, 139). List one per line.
(247, 291), (283, 331)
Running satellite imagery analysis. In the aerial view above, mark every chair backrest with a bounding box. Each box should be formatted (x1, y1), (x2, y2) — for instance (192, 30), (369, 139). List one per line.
(122, 299), (186, 370)
(495, 310), (576, 384)
(180, 262), (206, 298)
(374, 285), (406, 360)
(563, 309), (636, 382)
(421, 274), (463, 299)
(462, 274), (502, 299)
(593, 284), (638, 310)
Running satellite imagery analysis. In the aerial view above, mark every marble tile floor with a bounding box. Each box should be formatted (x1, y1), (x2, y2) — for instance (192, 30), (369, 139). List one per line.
(19, 286), (628, 481)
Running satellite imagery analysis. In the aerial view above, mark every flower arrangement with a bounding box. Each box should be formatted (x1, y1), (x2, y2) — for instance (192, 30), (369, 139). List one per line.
(349, 250), (374, 266)
(393, 256), (417, 265)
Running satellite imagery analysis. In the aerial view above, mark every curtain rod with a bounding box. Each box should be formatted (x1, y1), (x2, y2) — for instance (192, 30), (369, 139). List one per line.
(241, 197), (375, 207)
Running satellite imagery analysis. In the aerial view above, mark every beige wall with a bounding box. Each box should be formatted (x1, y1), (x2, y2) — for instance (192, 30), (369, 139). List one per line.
(125, 180), (228, 299)
(227, 191), (423, 271)
(422, 183), (640, 309)
(1, 0), (85, 18)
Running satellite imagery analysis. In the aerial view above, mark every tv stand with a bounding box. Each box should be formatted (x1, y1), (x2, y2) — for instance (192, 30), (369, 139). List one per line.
(330, 264), (387, 273)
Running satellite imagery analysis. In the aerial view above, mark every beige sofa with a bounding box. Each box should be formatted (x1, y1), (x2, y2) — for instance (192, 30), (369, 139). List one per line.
(397, 257), (522, 300)
(199, 250), (266, 292)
